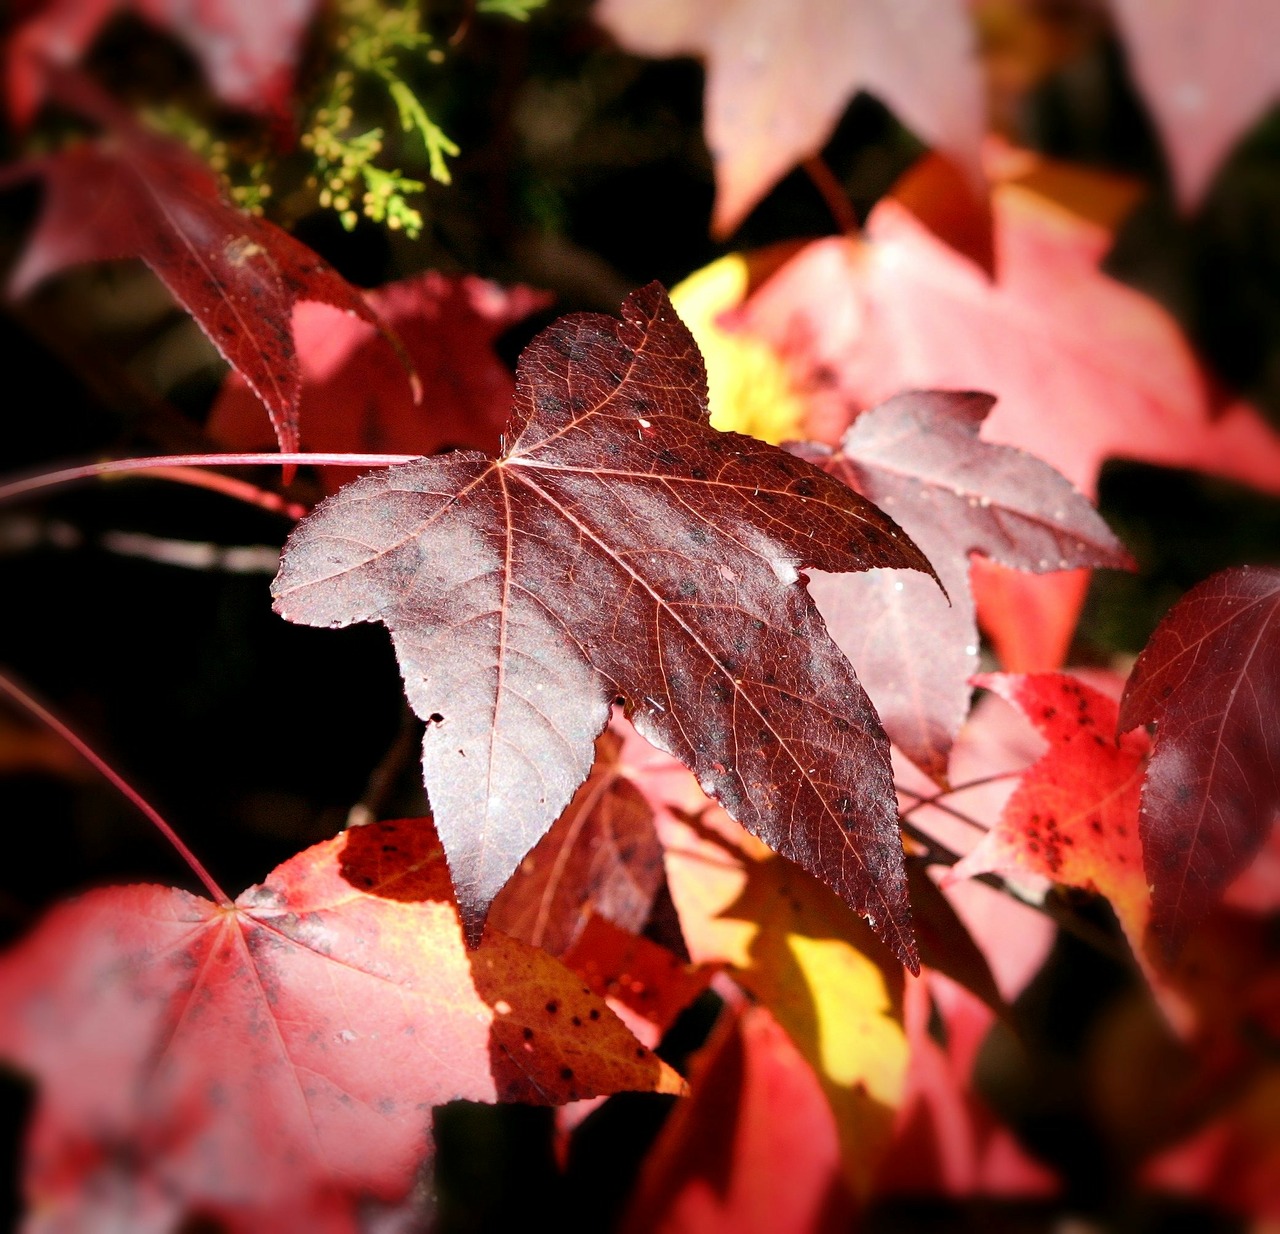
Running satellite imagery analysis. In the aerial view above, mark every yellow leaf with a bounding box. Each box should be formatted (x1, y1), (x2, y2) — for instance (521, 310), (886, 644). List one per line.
(670, 255), (805, 444)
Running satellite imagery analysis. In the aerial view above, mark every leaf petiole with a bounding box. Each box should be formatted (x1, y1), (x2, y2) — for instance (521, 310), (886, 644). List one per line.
(0, 670), (233, 906)
(0, 453), (422, 508)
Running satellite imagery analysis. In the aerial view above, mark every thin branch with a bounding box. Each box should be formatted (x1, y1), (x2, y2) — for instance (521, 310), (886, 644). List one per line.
(802, 154), (859, 235)
(0, 452), (421, 507)
(898, 794), (1131, 964)
(140, 467), (310, 520)
(346, 703), (423, 829)
(898, 770), (1026, 823)
(0, 669), (233, 907)
(896, 782), (991, 832)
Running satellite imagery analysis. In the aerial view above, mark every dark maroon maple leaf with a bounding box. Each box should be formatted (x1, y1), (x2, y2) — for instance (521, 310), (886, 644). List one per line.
(272, 283), (934, 969)
(794, 391), (1133, 782)
(8, 0), (320, 125)
(1119, 565), (1280, 950)
(5, 108), (406, 458)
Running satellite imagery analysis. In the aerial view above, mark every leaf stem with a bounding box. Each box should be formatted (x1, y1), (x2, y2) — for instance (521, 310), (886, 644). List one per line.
(0, 669), (233, 907)
(898, 797), (1130, 964)
(802, 155), (859, 235)
(138, 467), (311, 520)
(0, 453), (421, 507)
(896, 782), (991, 831)
(898, 770), (1025, 823)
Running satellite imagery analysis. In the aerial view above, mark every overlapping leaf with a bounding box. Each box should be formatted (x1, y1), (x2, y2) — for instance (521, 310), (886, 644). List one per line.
(594, 0), (984, 235)
(1109, 0), (1280, 208)
(949, 673), (1151, 951)
(8, 0), (319, 124)
(724, 155), (1280, 668)
(609, 717), (909, 1196)
(621, 1003), (852, 1234)
(210, 271), (550, 493)
(1119, 566), (1280, 950)
(488, 726), (666, 957)
(876, 974), (1059, 1198)
(795, 390), (1132, 781)
(6, 98), (405, 457)
(273, 283), (933, 967)
(0, 817), (679, 1234)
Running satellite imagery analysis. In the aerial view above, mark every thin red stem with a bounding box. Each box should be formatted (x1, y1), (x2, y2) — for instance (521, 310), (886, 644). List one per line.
(0, 452), (421, 507)
(141, 467), (311, 520)
(802, 155), (859, 235)
(898, 769), (1024, 822)
(0, 670), (233, 906)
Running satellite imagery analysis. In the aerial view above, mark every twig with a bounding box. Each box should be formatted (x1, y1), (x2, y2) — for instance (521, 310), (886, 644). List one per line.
(0, 452), (421, 507)
(802, 154), (859, 235)
(0, 669), (233, 906)
(346, 704), (423, 829)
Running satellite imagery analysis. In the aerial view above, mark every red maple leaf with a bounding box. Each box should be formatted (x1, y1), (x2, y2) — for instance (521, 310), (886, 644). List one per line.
(0, 816), (680, 1233)
(795, 390), (1132, 781)
(727, 153), (1280, 668)
(209, 271), (549, 493)
(949, 673), (1151, 951)
(621, 1001), (853, 1234)
(1119, 565), (1280, 950)
(594, 0), (984, 235)
(7, 0), (320, 124)
(272, 283), (934, 969)
(4, 77), (409, 460)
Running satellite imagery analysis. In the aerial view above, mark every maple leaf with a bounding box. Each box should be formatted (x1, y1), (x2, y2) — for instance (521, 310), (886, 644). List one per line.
(794, 390), (1132, 781)
(209, 271), (550, 493)
(593, 0), (984, 236)
(1109, 0), (1280, 208)
(272, 283), (933, 968)
(0, 816), (680, 1234)
(724, 153), (1280, 666)
(607, 716), (909, 1196)
(1119, 565), (1280, 951)
(7, 0), (320, 124)
(488, 725), (666, 957)
(5, 95), (408, 459)
(948, 673), (1152, 952)
(621, 1002), (853, 1234)
(733, 173), (1280, 502)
